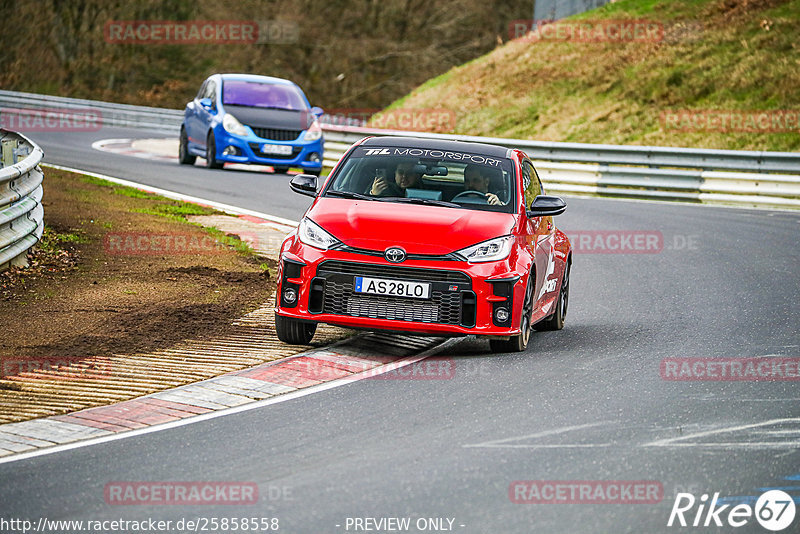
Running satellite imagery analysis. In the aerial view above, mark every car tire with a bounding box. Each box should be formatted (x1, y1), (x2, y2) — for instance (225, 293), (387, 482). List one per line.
(535, 259), (570, 331)
(273, 166), (290, 174)
(178, 128), (196, 165)
(275, 313), (317, 345)
(308, 169), (322, 177)
(489, 275), (535, 353)
(206, 131), (223, 169)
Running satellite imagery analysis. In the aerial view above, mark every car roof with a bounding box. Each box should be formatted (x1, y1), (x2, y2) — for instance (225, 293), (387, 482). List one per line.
(216, 73), (297, 86)
(361, 136), (512, 159)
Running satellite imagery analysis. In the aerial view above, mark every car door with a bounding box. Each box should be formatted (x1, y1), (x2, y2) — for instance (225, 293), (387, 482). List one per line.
(197, 79), (218, 149)
(187, 79), (217, 149)
(185, 80), (207, 149)
(521, 159), (555, 307)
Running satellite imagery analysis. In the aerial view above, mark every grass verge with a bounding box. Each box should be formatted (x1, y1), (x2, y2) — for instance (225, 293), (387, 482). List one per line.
(388, 0), (800, 151)
(0, 167), (274, 360)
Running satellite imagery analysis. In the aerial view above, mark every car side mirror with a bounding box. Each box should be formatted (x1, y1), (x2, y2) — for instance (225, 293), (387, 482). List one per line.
(310, 106), (324, 117)
(527, 195), (566, 218)
(199, 97), (214, 110)
(290, 174), (318, 197)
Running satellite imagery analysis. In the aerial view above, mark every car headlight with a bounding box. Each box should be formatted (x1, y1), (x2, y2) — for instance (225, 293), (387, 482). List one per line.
(222, 113), (249, 136)
(303, 119), (322, 141)
(298, 218), (340, 250)
(455, 236), (514, 263)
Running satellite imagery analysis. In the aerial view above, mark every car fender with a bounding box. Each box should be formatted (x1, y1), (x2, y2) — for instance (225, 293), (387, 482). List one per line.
(552, 229), (572, 295)
(509, 226), (535, 325)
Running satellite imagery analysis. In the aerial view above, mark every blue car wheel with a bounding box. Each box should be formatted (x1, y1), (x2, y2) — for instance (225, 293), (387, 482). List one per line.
(178, 127), (196, 165)
(206, 131), (223, 169)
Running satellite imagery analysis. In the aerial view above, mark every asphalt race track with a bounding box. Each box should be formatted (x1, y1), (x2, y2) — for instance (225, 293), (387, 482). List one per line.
(32, 128), (315, 222)
(1, 128), (799, 533)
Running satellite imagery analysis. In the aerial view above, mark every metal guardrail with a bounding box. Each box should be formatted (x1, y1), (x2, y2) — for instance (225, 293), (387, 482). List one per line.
(0, 90), (183, 134)
(0, 129), (44, 271)
(1, 90), (798, 209)
(321, 125), (800, 174)
(321, 125), (800, 209)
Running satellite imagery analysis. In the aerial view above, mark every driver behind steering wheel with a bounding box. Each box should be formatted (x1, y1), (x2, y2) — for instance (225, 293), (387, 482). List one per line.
(463, 164), (503, 205)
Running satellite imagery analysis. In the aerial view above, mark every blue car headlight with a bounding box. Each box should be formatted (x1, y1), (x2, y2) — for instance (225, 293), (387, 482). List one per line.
(222, 113), (249, 136)
(303, 119), (323, 142)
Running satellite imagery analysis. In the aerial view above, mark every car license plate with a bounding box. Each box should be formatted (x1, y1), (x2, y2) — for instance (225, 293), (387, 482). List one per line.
(261, 143), (293, 155)
(354, 277), (431, 299)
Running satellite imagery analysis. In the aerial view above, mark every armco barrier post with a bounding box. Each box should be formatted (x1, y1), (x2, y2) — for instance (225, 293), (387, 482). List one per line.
(0, 129), (45, 271)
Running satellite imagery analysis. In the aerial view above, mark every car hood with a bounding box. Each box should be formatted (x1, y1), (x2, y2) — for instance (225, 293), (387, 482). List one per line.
(307, 198), (516, 255)
(224, 105), (311, 130)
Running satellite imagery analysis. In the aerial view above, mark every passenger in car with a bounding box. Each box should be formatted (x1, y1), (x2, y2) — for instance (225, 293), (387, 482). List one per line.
(369, 162), (422, 197)
(464, 164), (504, 205)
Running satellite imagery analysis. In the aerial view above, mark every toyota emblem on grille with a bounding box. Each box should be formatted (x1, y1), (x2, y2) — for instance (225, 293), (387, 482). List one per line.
(384, 247), (407, 263)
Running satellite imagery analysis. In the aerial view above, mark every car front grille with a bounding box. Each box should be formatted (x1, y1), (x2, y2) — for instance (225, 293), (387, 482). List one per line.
(311, 261), (475, 327)
(249, 127), (301, 141)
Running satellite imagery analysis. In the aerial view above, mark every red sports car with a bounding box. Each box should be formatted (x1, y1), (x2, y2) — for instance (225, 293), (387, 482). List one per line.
(275, 136), (572, 352)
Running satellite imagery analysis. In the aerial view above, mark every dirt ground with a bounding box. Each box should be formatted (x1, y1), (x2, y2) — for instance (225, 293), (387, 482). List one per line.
(0, 168), (275, 362)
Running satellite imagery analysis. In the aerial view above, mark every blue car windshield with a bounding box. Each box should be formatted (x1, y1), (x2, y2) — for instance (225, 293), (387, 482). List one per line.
(222, 81), (306, 111)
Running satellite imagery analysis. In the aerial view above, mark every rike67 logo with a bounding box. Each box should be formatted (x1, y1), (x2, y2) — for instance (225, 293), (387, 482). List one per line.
(668, 490), (796, 531)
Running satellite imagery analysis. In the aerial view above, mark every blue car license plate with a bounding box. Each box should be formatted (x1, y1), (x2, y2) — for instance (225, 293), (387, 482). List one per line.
(261, 144), (293, 155)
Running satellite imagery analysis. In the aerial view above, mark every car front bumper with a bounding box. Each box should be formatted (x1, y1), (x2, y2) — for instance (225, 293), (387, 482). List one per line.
(274, 237), (528, 337)
(212, 126), (323, 170)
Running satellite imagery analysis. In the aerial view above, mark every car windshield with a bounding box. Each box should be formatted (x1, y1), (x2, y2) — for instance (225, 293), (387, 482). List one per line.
(222, 80), (307, 111)
(324, 146), (516, 213)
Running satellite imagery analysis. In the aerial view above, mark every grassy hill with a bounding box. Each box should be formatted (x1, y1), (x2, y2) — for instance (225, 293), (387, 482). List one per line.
(385, 0), (800, 152)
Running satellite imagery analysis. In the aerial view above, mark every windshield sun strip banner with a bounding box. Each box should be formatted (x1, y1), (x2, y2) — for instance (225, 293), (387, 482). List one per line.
(354, 147), (506, 167)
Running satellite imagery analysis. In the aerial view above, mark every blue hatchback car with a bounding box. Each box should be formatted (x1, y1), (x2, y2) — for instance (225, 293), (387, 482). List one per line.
(179, 73), (324, 175)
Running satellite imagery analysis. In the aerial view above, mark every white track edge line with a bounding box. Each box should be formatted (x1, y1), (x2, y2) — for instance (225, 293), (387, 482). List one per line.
(0, 337), (462, 465)
(42, 163), (300, 228)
